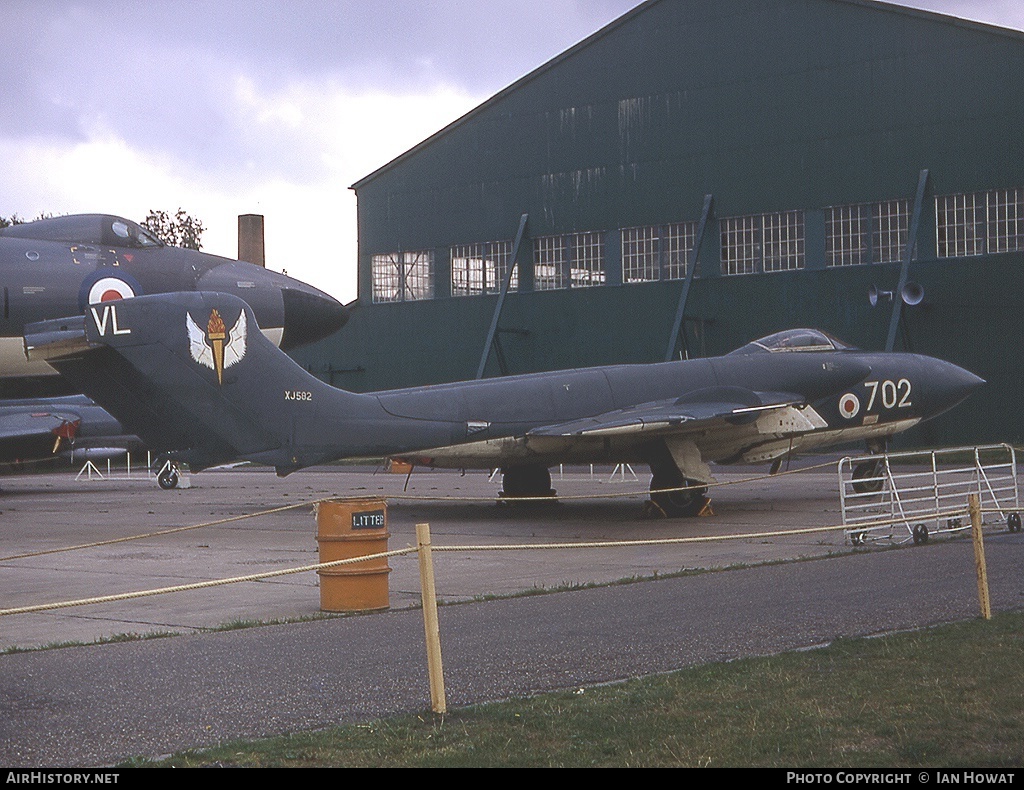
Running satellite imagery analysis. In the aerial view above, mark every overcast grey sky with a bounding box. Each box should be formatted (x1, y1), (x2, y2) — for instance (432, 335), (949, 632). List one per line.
(2, 0), (1021, 302)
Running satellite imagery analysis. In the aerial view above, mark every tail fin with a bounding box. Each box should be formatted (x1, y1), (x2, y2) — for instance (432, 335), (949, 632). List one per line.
(25, 292), (361, 473)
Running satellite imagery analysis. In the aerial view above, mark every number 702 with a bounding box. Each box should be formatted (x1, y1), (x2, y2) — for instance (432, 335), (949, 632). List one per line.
(864, 379), (912, 410)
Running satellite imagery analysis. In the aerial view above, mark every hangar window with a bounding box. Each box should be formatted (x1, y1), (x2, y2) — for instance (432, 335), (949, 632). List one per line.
(371, 250), (434, 303)
(988, 188), (1024, 253)
(664, 222), (696, 280)
(534, 235), (567, 290)
(826, 200), (911, 266)
(720, 215), (759, 275)
(451, 241), (516, 296)
(622, 226), (659, 282)
(534, 232), (605, 290)
(622, 222), (695, 282)
(826, 204), (870, 266)
(721, 212), (804, 275)
(936, 188), (1024, 257)
(872, 200), (910, 263)
(571, 232), (605, 287)
(762, 211), (804, 272)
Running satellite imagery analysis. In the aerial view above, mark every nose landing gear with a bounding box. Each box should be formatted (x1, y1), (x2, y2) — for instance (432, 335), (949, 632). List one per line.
(648, 467), (710, 518)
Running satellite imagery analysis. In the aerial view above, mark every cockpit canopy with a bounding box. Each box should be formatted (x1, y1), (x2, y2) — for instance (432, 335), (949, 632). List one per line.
(0, 214), (164, 249)
(728, 328), (855, 355)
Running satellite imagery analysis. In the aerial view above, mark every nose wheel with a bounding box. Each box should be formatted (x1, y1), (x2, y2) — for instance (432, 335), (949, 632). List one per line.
(851, 459), (884, 494)
(648, 468), (710, 518)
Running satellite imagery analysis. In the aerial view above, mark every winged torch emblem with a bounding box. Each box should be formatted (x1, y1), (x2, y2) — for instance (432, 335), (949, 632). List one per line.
(187, 308), (247, 385)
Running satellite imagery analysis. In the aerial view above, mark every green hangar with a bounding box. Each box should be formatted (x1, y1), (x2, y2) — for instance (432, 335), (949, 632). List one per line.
(294, 0), (1024, 449)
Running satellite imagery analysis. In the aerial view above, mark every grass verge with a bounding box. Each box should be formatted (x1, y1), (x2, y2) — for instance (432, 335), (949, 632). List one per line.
(127, 610), (1024, 768)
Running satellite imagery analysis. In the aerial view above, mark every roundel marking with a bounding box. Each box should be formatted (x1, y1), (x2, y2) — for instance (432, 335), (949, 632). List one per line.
(89, 276), (136, 304)
(839, 393), (860, 420)
(78, 270), (144, 312)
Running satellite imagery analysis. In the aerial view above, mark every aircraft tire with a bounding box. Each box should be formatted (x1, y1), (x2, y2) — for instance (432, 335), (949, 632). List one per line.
(851, 460), (884, 494)
(649, 470), (708, 518)
(500, 465), (554, 500)
(158, 468), (179, 490)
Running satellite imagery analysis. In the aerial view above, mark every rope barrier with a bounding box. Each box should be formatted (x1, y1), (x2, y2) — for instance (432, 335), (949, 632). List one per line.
(5, 503), (1014, 619)
(0, 499), (326, 562)
(0, 547), (417, 617)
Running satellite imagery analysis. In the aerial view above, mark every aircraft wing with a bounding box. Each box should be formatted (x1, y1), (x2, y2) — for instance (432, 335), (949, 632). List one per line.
(525, 387), (808, 443)
(0, 407), (80, 461)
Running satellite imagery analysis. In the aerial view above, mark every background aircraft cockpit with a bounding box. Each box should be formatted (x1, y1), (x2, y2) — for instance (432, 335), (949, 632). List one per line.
(0, 214), (163, 249)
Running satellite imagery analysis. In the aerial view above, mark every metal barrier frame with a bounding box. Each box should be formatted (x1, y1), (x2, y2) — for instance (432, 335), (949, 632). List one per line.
(838, 444), (1020, 545)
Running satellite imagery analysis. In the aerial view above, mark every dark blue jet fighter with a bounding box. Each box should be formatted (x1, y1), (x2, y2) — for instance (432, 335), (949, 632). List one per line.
(0, 214), (347, 463)
(26, 292), (983, 514)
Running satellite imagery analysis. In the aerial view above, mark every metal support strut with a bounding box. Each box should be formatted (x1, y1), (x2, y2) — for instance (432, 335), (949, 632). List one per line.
(886, 169), (929, 353)
(477, 213), (529, 379)
(666, 195), (713, 362)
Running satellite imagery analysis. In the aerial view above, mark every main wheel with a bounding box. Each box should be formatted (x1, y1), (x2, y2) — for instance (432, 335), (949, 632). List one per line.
(500, 465), (554, 500)
(851, 460), (884, 494)
(649, 468), (709, 518)
(158, 468), (179, 490)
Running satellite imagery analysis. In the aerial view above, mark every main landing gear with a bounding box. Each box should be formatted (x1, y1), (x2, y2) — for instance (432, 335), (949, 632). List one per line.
(648, 466), (710, 518)
(156, 460), (187, 490)
(500, 465), (556, 502)
(158, 465), (179, 489)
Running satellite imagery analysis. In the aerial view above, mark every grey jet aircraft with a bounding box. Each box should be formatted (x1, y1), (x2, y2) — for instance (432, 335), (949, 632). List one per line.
(0, 214), (347, 465)
(26, 291), (983, 513)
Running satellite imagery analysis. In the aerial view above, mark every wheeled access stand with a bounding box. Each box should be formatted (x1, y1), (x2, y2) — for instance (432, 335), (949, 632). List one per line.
(839, 444), (1021, 546)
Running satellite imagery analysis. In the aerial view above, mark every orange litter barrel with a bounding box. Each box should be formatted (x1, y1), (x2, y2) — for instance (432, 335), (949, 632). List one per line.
(316, 498), (390, 612)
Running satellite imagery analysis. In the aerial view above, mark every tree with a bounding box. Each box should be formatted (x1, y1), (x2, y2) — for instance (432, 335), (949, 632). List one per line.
(0, 213), (40, 228)
(142, 208), (205, 250)
(1, 212), (57, 227)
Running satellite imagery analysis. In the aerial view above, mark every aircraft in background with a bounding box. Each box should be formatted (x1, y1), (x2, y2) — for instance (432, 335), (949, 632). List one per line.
(27, 292), (984, 513)
(0, 214), (347, 468)
(0, 395), (142, 465)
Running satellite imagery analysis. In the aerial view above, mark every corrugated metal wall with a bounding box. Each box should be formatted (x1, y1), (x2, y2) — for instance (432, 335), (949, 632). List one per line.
(294, 0), (1024, 447)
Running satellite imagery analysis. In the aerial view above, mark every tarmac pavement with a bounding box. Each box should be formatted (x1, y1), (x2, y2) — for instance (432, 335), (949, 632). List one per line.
(1, 462), (1021, 766)
(1, 461), (858, 651)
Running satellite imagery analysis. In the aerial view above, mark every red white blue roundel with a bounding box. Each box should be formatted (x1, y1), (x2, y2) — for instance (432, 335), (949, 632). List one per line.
(839, 393), (861, 420)
(78, 271), (144, 311)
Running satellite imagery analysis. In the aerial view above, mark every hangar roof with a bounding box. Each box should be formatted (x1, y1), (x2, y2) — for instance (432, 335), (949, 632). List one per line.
(350, 0), (1024, 192)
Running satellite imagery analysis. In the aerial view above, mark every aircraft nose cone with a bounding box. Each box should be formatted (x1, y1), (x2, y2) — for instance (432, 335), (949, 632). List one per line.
(931, 360), (985, 414)
(280, 287), (348, 350)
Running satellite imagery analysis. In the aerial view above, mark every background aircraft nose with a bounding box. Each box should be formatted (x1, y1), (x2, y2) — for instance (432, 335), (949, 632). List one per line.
(280, 286), (349, 349)
(196, 261), (347, 349)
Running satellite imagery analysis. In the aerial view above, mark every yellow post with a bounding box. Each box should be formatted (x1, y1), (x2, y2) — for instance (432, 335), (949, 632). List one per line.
(416, 522), (447, 714)
(969, 494), (992, 620)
